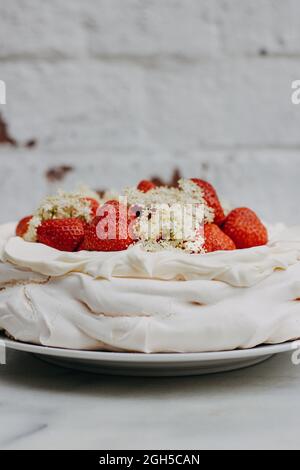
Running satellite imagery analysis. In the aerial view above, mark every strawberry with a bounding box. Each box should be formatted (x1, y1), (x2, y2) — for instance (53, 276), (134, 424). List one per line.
(204, 224), (236, 253)
(137, 180), (156, 193)
(37, 218), (85, 252)
(191, 179), (225, 226)
(222, 207), (268, 249)
(16, 216), (32, 238)
(81, 200), (134, 251)
(81, 197), (100, 218)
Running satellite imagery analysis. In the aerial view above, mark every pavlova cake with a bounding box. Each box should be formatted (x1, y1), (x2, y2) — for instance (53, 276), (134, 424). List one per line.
(0, 178), (300, 353)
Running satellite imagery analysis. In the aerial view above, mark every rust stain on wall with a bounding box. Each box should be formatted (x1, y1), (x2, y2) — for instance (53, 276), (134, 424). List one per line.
(0, 114), (17, 146)
(151, 168), (182, 188)
(0, 113), (37, 148)
(25, 139), (37, 148)
(95, 168), (184, 196)
(46, 165), (74, 182)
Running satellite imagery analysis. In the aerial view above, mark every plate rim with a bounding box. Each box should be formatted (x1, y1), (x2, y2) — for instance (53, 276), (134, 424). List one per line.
(0, 333), (297, 364)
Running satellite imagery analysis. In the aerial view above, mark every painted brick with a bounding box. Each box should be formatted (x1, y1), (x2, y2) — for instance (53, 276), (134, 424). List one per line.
(87, 0), (219, 58)
(0, 148), (297, 225)
(0, 0), (86, 59)
(216, 0), (300, 56)
(1, 58), (299, 150)
(1, 1), (300, 60)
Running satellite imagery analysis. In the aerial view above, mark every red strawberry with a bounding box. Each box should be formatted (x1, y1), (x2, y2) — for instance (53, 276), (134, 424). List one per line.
(37, 218), (85, 252)
(81, 197), (100, 217)
(191, 179), (225, 225)
(16, 216), (32, 238)
(137, 180), (156, 193)
(222, 208), (268, 249)
(81, 200), (134, 251)
(204, 224), (236, 253)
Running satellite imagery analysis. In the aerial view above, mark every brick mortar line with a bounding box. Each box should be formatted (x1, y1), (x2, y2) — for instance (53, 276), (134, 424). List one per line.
(0, 145), (300, 154)
(0, 53), (299, 65)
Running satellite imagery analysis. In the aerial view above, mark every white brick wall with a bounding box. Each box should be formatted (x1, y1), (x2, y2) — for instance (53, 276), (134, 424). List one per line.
(0, 147), (298, 225)
(0, 1), (299, 223)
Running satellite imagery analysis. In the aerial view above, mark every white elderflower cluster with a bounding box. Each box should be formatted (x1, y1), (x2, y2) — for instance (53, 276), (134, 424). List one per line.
(25, 187), (100, 242)
(133, 203), (205, 253)
(125, 179), (214, 223)
(128, 179), (210, 253)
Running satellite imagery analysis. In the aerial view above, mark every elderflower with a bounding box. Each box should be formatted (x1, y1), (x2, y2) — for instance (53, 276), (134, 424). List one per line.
(25, 187), (100, 242)
(129, 179), (209, 253)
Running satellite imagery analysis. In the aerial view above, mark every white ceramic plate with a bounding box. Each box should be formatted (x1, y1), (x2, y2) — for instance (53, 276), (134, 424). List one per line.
(1, 334), (296, 376)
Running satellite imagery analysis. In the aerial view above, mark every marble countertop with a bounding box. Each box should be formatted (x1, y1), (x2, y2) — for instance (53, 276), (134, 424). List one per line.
(0, 350), (299, 450)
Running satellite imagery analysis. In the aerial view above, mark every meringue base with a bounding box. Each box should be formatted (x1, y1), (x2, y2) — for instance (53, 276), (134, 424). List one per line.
(1, 223), (300, 353)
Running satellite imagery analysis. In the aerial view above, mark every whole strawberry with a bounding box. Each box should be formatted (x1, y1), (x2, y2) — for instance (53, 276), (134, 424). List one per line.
(204, 223), (236, 253)
(81, 200), (134, 251)
(191, 179), (225, 225)
(16, 215), (32, 238)
(37, 218), (85, 252)
(137, 180), (156, 193)
(222, 207), (268, 249)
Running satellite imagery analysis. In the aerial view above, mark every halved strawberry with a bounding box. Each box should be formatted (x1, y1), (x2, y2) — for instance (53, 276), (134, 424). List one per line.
(81, 200), (134, 251)
(16, 216), (32, 238)
(137, 180), (156, 193)
(204, 223), (236, 253)
(222, 207), (268, 249)
(37, 218), (85, 252)
(191, 179), (225, 225)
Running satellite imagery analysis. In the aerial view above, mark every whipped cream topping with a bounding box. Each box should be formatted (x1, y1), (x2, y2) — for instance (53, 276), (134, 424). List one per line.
(0, 222), (300, 352)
